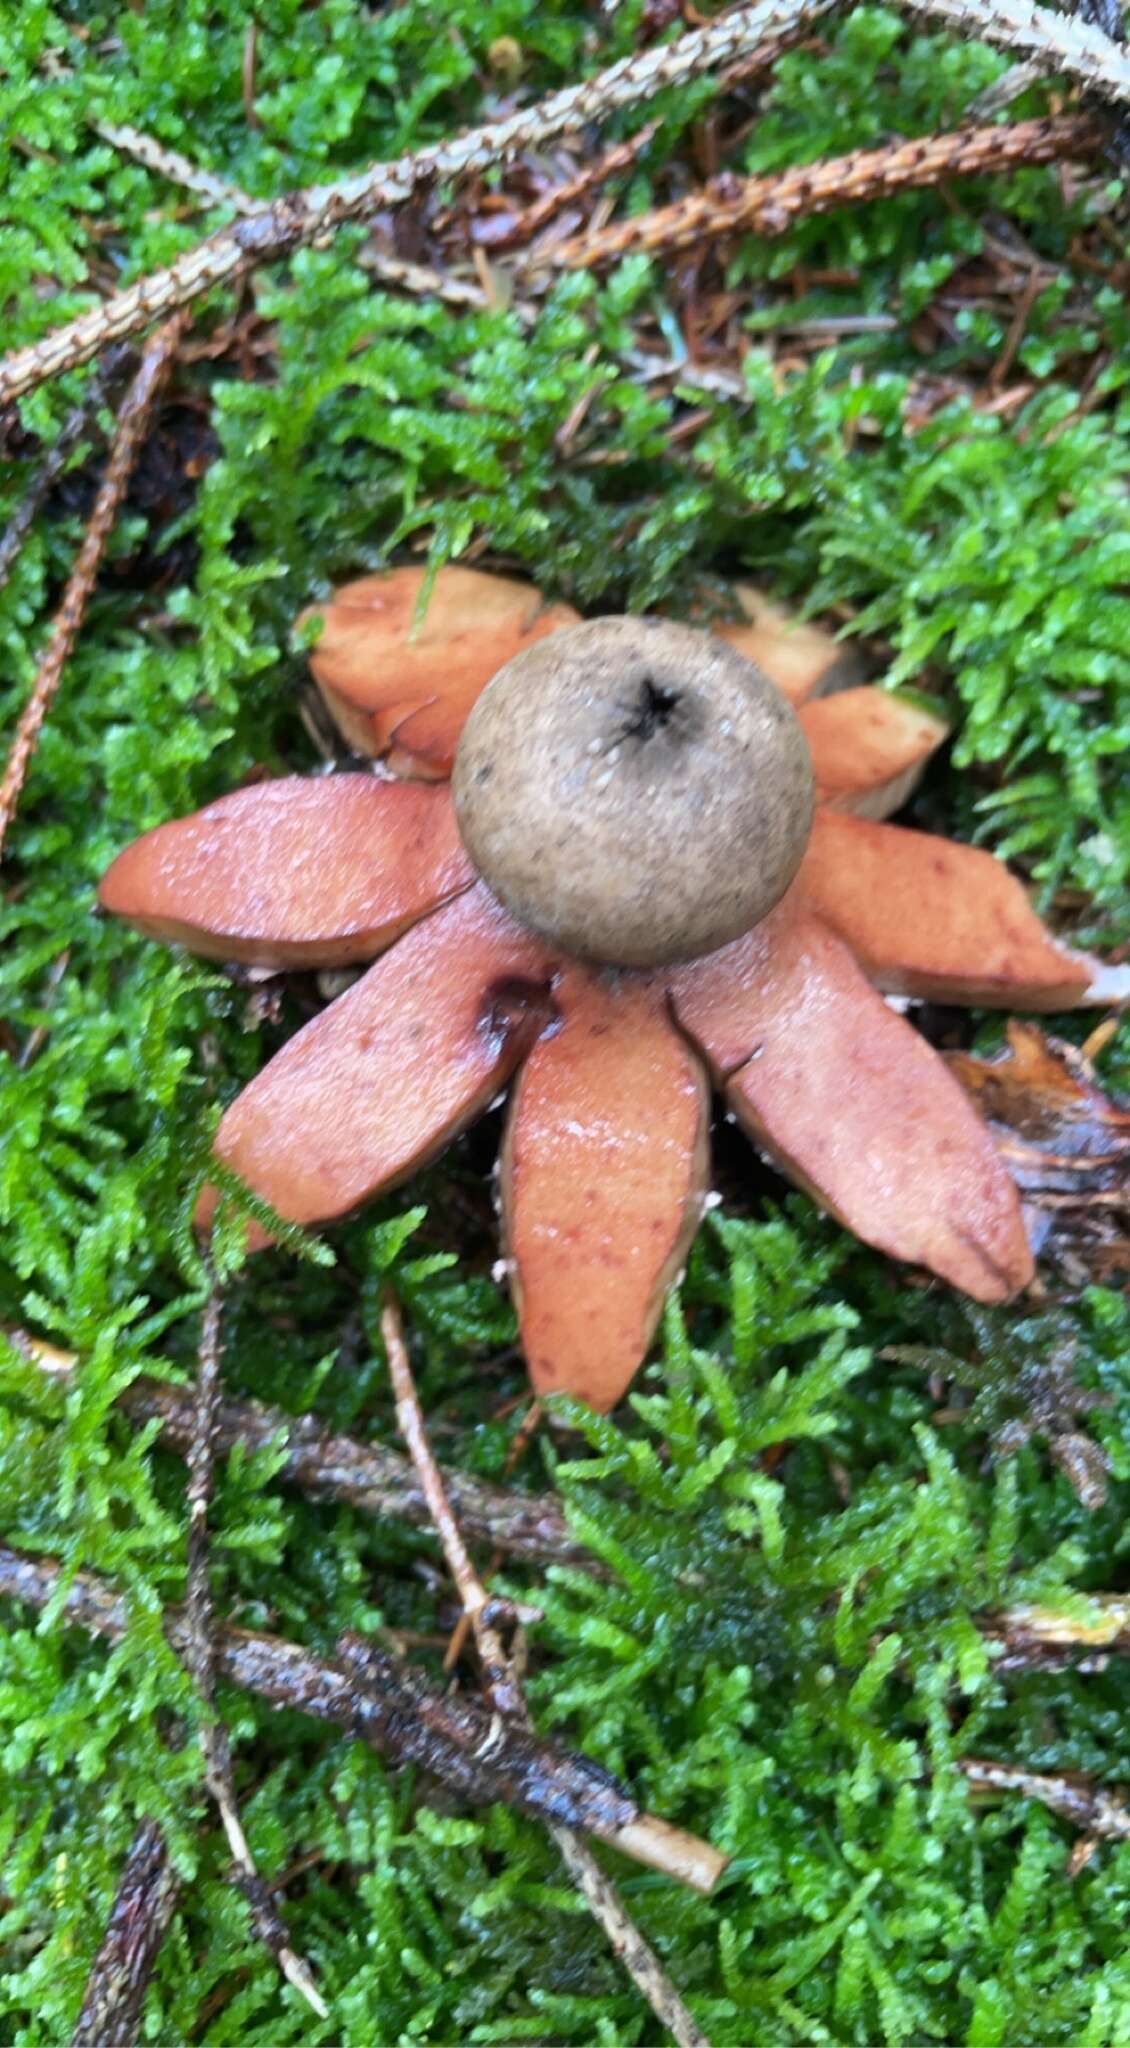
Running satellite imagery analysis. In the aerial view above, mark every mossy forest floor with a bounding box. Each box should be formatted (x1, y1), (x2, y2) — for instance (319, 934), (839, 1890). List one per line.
(3, 3), (1130, 2041)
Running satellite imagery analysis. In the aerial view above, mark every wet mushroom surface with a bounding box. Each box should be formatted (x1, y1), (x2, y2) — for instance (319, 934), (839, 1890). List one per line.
(100, 565), (1129, 1411)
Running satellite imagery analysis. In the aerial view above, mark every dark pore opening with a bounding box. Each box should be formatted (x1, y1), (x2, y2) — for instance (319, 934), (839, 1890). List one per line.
(622, 673), (680, 744)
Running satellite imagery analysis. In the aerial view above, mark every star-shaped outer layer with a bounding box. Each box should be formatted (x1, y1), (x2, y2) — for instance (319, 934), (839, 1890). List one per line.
(99, 568), (1128, 1411)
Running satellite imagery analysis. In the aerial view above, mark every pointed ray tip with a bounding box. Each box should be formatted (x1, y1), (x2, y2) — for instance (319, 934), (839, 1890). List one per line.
(1083, 959), (1130, 1007)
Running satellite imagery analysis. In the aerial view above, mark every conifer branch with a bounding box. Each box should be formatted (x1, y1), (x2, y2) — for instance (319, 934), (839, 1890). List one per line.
(184, 1279), (327, 2019)
(69, 1821), (180, 2048)
(0, 1545), (722, 1888)
(379, 1291), (718, 2048)
(0, 0), (836, 405)
(540, 114), (1106, 270)
(0, 317), (184, 861)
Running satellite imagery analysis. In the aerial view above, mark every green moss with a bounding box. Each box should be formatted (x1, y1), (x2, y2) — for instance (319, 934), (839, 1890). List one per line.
(2, 2), (1130, 2041)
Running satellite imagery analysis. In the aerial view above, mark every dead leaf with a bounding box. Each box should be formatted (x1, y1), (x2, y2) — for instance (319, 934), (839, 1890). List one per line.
(949, 1019), (1130, 1284)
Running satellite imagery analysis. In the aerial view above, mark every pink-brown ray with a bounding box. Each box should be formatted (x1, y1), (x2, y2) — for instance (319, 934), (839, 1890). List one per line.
(668, 906), (1033, 1304)
(798, 688), (949, 819)
(796, 811), (1103, 1009)
(196, 883), (555, 1238)
(501, 966), (710, 1410)
(308, 565), (580, 776)
(99, 776), (475, 968)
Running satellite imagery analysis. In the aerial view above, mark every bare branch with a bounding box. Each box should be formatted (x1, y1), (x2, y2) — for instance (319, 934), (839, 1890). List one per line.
(380, 1290), (719, 2047)
(552, 1825), (713, 2048)
(7, 1326), (587, 1567)
(0, 1545), (719, 1885)
(381, 1294), (525, 1717)
(183, 1280), (327, 2019)
(960, 1757), (1130, 1839)
(70, 1821), (180, 2048)
(540, 114), (1105, 270)
(0, 316), (184, 861)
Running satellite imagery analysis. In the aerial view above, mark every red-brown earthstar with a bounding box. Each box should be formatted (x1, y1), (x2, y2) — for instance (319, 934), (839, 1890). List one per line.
(100, 566), (1127, 1409)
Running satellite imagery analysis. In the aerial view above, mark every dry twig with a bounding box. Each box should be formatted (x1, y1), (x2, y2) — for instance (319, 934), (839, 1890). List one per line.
(0, 1545), (718, 1881)
(0, 316), (184, 861)
(8, 1326), (586, 1566)
(183, 1281), (327, 2018)
(541, 114), (1105, 269)
(69, 1820), (180, 2048)
(491, 121), (662, 249)
(959, 1756), (1130, 1840)
(93, 122), (254, 213)
(379, 1291), (717, 2048)
(986, 1595), (1130, 1671)
(93, 119), (540, 327)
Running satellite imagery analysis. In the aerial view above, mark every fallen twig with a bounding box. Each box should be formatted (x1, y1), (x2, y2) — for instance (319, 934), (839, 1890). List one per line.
(0, 0), (833, 405)
(92, 119), (546, 327)
(69, 1820), (180, 2048)
(382, 1293), (526, 1718)
(184, 1281), (327, 2019)
(0, 316), (184, 861)
(491, 121), (662, 250)
(380, 1290), (716, 2048)
(959, 1756), (1130, 1840)
(986, 1595), (1130, 1672)
(93, 122), (254, 214)
(541, 114), (1105, 269)
(8, 1326), (587, 1566)
(0, 345), (134, 596)
(0, 1545), (720, 1885)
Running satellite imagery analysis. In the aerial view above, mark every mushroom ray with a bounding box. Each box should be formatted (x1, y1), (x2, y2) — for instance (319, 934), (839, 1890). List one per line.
(198, 885), (555, 1231)
(501, 968), (710, 1409)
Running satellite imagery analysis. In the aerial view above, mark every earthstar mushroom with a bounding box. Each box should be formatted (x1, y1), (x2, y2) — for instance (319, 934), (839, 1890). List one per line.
(99, 566), (1128, 1411)
(452, 616), (816, 968)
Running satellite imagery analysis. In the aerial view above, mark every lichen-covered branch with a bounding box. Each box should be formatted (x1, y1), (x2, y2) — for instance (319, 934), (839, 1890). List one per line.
(9, 1327), (585, 1565)
(0, 1545), (718, 1884)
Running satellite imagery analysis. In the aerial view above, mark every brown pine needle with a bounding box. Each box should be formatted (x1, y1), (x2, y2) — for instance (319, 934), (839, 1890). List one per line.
(491, 122), (662, 250)
(69, 1820), (180, 2048)
(379, 1290), (718, 2048)
(0, 315), (184, 862)
(541, 114), (1106, 272)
